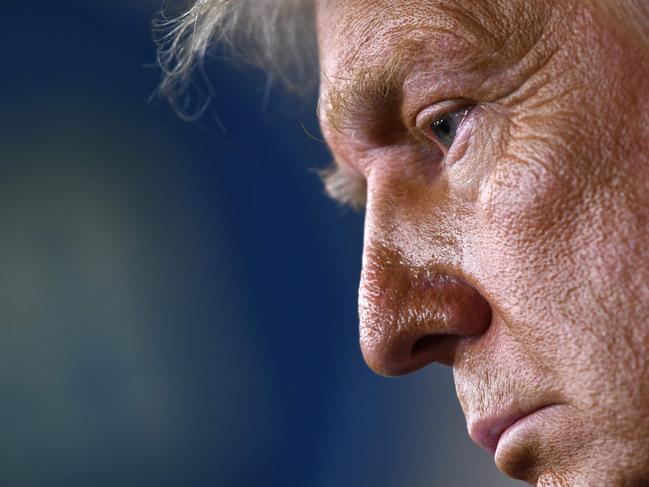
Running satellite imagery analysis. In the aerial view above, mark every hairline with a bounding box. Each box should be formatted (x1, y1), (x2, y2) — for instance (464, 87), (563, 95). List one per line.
(156, 0), (648, 116)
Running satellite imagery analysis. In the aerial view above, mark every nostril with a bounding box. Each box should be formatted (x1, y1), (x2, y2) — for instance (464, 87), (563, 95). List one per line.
(411, 334), (458, 366)
(359, 262), (493, 374)
(412, 335), (445, 356)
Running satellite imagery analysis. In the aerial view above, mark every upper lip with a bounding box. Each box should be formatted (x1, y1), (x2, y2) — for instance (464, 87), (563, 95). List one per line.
(467, 404), (554, 454)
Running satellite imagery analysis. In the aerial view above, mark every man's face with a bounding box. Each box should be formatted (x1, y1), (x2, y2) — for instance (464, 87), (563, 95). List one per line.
(316, 0), (649, 484)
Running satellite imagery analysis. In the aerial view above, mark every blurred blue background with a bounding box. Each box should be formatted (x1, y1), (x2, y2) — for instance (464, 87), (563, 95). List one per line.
(1, 2), (521, 486)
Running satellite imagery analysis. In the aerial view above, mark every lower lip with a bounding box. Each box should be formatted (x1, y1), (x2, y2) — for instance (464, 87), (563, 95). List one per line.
(495, 404), (560, 454)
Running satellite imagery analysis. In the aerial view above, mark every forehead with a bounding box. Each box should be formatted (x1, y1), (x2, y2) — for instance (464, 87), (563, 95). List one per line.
(315, 0), (562, 133)
(316, 0), (557, 78)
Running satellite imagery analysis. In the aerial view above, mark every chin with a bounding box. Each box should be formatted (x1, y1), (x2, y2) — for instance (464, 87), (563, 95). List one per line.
(492, 404), (571, 483)
(535, 468), (649, 487)
(486, 402), (649, 487)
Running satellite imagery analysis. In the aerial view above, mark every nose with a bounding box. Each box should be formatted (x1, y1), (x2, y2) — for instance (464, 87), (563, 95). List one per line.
(359, 243), (492, 376)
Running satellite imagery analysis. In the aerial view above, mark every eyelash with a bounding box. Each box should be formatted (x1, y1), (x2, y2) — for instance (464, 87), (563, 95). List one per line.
(416, 103), (475, 150)
(321, 103), (477, 210)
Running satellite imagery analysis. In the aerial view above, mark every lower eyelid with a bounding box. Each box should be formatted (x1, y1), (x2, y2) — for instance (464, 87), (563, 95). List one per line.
(443, 106), (481, 165)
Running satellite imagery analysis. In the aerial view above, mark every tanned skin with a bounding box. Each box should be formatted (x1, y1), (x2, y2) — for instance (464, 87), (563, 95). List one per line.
(316, 1), (649, 485)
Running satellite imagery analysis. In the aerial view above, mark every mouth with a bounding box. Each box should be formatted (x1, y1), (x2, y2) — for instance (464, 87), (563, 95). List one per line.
(468, 403), (559, 455)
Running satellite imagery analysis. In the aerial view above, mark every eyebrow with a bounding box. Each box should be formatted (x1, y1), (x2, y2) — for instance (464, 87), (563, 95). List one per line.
(317, 38), (441, 209)
(319, 0), (516, 133)
(316, 42), (422, 209)
(319, 41), (416, 137)
(317, 3), (509, 208)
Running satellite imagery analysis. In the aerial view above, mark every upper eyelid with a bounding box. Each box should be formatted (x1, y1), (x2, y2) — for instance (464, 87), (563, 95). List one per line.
(413, 102), (476, 147)
(414, 100), (472, 131)
(319, 106), (474, 210)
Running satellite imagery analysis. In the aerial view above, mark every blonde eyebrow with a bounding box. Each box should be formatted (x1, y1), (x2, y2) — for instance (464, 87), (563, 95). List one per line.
(316, 3), (512, 209)
(320, 41), (417, 136)
(315, 43), (421, 210)
(318, 1), (518, 135)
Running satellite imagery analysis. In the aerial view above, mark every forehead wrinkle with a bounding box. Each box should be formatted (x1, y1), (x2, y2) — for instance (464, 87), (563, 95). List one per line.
(340, 0), (510, 69)
(320, 33), (488, 136)
(319, 3), (413, 134)
(431, 2), (504, 49)
(319, 1), (529, 134)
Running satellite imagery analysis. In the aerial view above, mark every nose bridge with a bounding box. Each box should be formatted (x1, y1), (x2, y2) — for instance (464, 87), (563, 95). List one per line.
(359, 184), (491, 376)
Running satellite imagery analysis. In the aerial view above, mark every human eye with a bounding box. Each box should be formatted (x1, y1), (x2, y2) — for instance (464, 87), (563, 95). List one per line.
(417, 105), (474, 150)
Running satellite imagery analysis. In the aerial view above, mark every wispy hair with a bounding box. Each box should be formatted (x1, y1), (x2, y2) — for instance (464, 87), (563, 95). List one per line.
(154, 0), (317, 117)
(154, 0), (647, 117)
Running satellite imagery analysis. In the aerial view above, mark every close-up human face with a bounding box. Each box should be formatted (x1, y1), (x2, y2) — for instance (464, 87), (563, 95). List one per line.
(317, 0), (649, 485)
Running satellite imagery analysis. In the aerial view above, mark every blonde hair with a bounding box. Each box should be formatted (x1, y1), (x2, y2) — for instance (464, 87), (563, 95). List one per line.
(154, 0), (317, 116)
(155, 0), (648, 115)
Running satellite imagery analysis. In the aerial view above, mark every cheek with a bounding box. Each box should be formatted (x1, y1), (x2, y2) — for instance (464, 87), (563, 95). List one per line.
(467, 18), (649, 403)
(471, 95), (649, 414)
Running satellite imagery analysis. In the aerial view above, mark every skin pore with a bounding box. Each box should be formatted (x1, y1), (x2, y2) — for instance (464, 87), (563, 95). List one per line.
(316, 1), (649, 485)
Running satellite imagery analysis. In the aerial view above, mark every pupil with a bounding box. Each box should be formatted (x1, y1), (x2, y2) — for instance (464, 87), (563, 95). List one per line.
(438, 119), (451, 136)
(432, 117), (455, 147)
(430, 107), (471, 149)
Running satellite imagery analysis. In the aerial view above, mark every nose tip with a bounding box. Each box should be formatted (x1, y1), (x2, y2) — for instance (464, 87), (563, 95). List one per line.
(359, 271), (492, 376)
